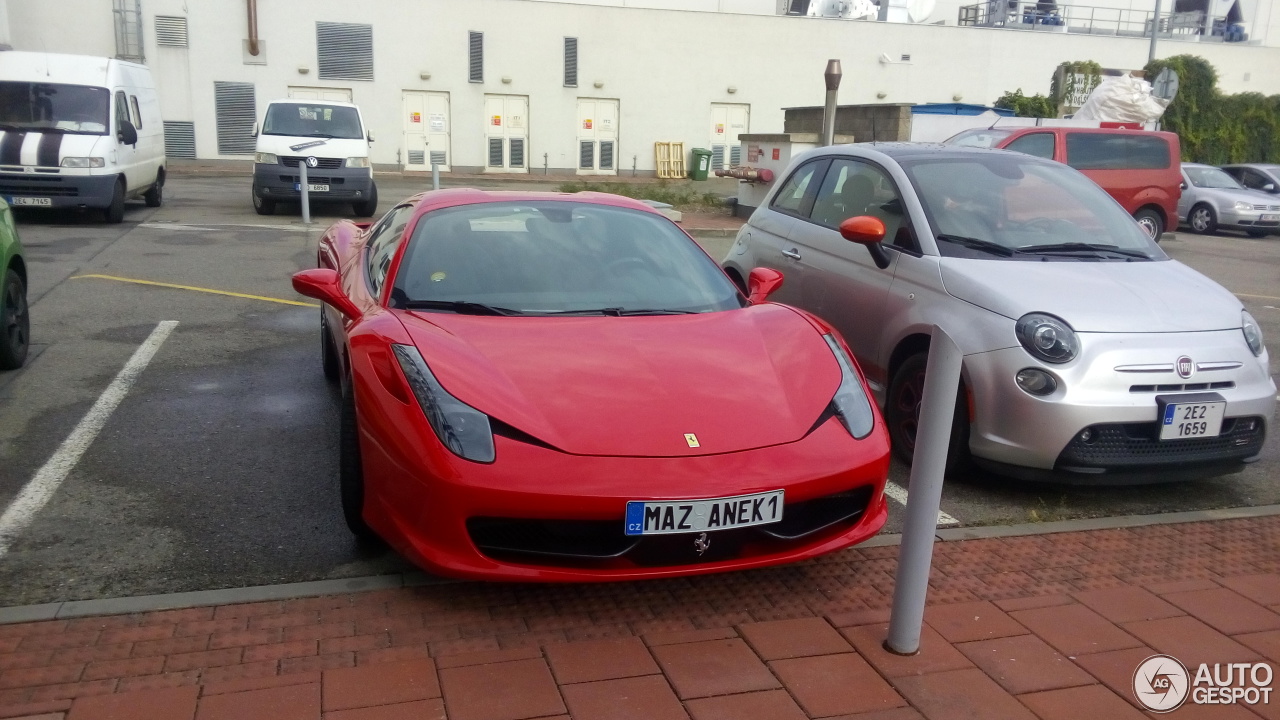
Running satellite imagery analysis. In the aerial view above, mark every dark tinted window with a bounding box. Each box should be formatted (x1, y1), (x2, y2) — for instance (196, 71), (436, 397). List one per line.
(810, 159), (917, 252)
(262, 103), (363, 139)
(1004, 133), (1055, 159)
(0, 82), (109, 135)
(1065, 133), (1171, 170)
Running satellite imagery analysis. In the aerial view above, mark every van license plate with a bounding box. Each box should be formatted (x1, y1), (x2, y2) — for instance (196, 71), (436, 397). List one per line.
(1160, 400), (1225, 440)
(624, 490), (784, 536)
(10, 197), (51, 206)
(294, 183), (329, 192)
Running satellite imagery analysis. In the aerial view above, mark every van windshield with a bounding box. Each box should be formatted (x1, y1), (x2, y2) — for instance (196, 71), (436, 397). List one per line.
(262, 104), (363, 139)
(0, 82), (110, 135)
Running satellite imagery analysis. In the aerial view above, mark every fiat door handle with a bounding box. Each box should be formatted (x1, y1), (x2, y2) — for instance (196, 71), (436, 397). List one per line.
(782, 248), (802, 260)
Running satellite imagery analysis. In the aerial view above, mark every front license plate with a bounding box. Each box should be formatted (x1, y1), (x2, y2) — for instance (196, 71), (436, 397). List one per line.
(1160, 400), (1226, 440)
(1261, 214), (1279, 222)
(624, 490), (784, 536)
(293, 183), (329, 192)
(10, 196), (51, 206)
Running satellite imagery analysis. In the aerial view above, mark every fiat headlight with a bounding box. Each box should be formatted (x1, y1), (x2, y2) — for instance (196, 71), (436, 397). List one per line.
(1016, 313), (1079, 364)
(823, 335), (875, 439)
(254, 152), (278, 164)
(1243, 310), (1265, 357)
(392, 344), (495, 463)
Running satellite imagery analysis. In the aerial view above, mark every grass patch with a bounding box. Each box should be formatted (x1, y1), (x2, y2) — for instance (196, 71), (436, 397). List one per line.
(557, 180), (726, 211)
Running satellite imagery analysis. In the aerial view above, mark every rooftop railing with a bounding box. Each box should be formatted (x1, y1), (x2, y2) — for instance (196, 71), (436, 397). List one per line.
(957, 1), (1249, 42)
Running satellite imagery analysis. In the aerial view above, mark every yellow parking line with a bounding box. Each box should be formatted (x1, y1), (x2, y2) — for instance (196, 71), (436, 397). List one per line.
(1237, 293), (1280, 302)
(71, 274), (320, 308)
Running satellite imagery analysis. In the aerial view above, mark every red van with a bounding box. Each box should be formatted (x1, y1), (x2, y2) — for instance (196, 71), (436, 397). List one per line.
(944, 127), (1182, 239)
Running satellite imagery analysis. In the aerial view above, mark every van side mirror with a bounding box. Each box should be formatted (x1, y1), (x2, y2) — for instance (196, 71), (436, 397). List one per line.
(839, 216), (892, 270)
(118, 119), (138, 146)
(746, 267), (784, 304)
(251, 122), (259, 137)
(367, 131), (374, 143)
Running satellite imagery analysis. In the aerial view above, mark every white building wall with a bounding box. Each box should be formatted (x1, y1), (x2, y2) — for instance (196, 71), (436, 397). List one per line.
(3, 0), (1277, 169)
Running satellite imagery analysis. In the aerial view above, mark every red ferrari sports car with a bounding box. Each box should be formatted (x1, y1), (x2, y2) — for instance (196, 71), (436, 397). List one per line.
(292, 189), (890, 581)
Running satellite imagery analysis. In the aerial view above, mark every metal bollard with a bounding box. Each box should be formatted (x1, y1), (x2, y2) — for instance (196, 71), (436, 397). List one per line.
(299, 160), (312, 225)
(885, 326), (963, 655)
(432, 162), (440, 191)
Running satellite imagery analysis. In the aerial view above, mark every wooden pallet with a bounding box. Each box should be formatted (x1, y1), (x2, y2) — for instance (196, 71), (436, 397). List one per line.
(654, 141), (686, 179)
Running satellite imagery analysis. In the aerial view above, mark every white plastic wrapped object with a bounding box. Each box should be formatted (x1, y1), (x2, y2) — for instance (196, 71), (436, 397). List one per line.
(1073, 74), (1171, 124)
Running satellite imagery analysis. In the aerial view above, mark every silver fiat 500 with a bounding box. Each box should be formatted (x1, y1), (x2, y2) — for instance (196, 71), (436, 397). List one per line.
(723, 143), (1274, 483)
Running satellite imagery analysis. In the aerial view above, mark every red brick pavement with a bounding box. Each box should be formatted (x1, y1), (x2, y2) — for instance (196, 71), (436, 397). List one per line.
(2, 516), (1279, 719)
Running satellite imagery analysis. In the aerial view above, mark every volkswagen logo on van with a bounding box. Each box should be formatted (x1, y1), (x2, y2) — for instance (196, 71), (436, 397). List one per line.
(305, 156), (319, 168)
(1176, 356), (1194, 379)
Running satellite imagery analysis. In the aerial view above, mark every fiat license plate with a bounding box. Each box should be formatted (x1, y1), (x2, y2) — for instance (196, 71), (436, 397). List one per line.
(294, 183), (329, 192)
(1160, 399), (1226, 440)
(624, 490), (784, 536)
(10, 197), (51, 206)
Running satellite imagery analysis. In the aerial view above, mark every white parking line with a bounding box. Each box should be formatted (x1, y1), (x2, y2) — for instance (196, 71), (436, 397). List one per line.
(0, 321), (178, 558)
(884, 481), (960, 526)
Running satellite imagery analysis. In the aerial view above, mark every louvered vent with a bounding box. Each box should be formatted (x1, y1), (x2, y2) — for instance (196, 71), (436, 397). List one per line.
(213, 81), (256, 155)
(579, 141), (594, 170)
(468, 32), (484, 83)
(599, 141), (614, 170)
(730, 145), (742, 165)
(317, 22), (373, 81)
(488, 138), (503, 167)
(163, 121), (195, 158)
(407, 150), (425, 165)
(430, 150), (447, 166)
(711, 145), (726, 168)
(154, 16), (188, 47)
(509, 138), (525, 168)
(564, 38), (578, 87)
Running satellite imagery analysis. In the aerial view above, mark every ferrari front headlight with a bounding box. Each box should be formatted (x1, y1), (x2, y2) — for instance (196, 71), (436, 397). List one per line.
(823, 335), (876, 439)
(392, 344), (495, 463)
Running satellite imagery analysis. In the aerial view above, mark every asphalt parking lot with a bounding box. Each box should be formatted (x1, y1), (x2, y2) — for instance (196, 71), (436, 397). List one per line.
(0, 173), (1277, 608)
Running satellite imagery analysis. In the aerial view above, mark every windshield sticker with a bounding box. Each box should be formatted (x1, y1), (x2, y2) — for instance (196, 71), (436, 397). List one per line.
(289, 139), (328, 152)
(430, 272), (446, 282)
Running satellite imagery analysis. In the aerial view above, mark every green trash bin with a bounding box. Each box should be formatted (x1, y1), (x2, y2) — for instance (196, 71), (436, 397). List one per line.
(689, 148), (713, 181)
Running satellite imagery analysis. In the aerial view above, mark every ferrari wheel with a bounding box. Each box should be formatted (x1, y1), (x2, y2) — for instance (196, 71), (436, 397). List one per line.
(339, 383), (375, 540)
(885, 351), (970, 475)
(320, 310), (339, 384)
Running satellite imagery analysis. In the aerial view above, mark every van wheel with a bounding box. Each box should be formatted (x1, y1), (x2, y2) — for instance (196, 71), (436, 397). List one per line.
(886, 351), (971, 475)
(1133, 208), (1163, 240)
(1188, 204), (1218, 235)
(352, 183), (378, 218)
(0, 269), (30, 371)
(253, 189), (276, 216)
(104, 179), (125, 223)
(143, 171), (164, 207)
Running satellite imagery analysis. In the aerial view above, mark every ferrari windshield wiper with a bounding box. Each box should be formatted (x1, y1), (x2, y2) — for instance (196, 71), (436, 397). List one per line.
(936, 234), (1016, 257)
(543, 307), (699, 316)
(1016, 242), (1151, 259)
(402, 300), (524, 316)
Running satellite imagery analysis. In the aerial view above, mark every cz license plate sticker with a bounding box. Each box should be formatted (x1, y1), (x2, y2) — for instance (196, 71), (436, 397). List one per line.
(10, 197), (52, 206)
(624, 490), (784, 536)
(1160, 400), (1226, 440)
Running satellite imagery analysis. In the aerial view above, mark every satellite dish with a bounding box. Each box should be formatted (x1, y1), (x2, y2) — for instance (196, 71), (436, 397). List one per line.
(906, 0), (937, 22)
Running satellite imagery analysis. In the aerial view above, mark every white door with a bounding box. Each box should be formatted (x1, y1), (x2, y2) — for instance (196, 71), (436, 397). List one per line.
(484, 94), (528, 173)
(287, 86), (353, 102)
(709, 103), (750, 171)
(402, 91), (451, 171)
(576, 98), (619, 176)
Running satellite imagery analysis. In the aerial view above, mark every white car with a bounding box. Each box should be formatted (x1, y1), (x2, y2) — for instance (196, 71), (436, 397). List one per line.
(722, 143), (1275, 483)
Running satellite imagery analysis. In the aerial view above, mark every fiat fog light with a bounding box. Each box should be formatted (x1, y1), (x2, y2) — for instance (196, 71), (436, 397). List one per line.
(1016, 368), (1058, 396)
(1242, 310), (1265, 357)
(1016, 313), (1079, 364)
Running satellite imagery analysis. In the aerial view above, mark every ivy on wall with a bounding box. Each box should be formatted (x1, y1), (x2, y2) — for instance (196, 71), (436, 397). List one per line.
(993, 89), (1056, 118)
(1049, 60), (1103, 110)
(1143, 54), (1280, 163)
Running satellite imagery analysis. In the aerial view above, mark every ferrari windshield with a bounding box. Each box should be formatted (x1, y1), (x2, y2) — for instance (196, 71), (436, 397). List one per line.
(1185, 165), (1243, 190)
(391, 202), (745, 314)
(0, 82), (109, 135)
(900, 154), (1166, 261)
(262, 103), (363, 139)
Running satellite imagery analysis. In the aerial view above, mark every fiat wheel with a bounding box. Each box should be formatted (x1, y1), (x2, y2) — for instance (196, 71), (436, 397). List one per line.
(885, 351), (971, 475)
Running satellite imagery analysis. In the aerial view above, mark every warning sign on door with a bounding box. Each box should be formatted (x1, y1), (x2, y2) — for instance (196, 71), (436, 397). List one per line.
(492, 115), (502, 126)
(410, 112), (422, 123)
(716, 123), (725, 134)
(583, 119), (593, 130)
(430, 115), (445, 131)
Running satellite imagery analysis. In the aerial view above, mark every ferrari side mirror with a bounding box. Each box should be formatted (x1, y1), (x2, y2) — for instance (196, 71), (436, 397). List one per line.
(747, 267), (784, 304)
(292, 268), (362, 320)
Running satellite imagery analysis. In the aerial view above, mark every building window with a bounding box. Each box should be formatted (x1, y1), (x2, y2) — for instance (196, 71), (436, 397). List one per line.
(317, 22), (374, 81)
(213, 81), (256, 155)
(112, 0), (144, 61)
(154, 15), (189, 47)
(564, 37), (578, 88)
(163, 121), (196, 158)
(469, 31), (484, 83)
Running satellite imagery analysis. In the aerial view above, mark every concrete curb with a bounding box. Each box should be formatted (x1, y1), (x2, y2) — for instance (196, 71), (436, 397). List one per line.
(5, 504), (1279, 625)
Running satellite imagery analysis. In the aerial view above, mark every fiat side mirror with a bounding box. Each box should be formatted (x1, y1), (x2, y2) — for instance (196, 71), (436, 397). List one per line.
(746, 267), (784, 304)
(292, 268), (362, 320)
(839, 216), (892, 270)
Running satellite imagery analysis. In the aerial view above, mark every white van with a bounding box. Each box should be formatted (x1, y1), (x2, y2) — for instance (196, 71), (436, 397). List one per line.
(0, 51), (165, 223)
(251, 99), (377, 217)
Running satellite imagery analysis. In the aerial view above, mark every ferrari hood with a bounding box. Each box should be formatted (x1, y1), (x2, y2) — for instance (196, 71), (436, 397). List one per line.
(398, 305), (840, 457)
(939, 258), (1243, 333)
